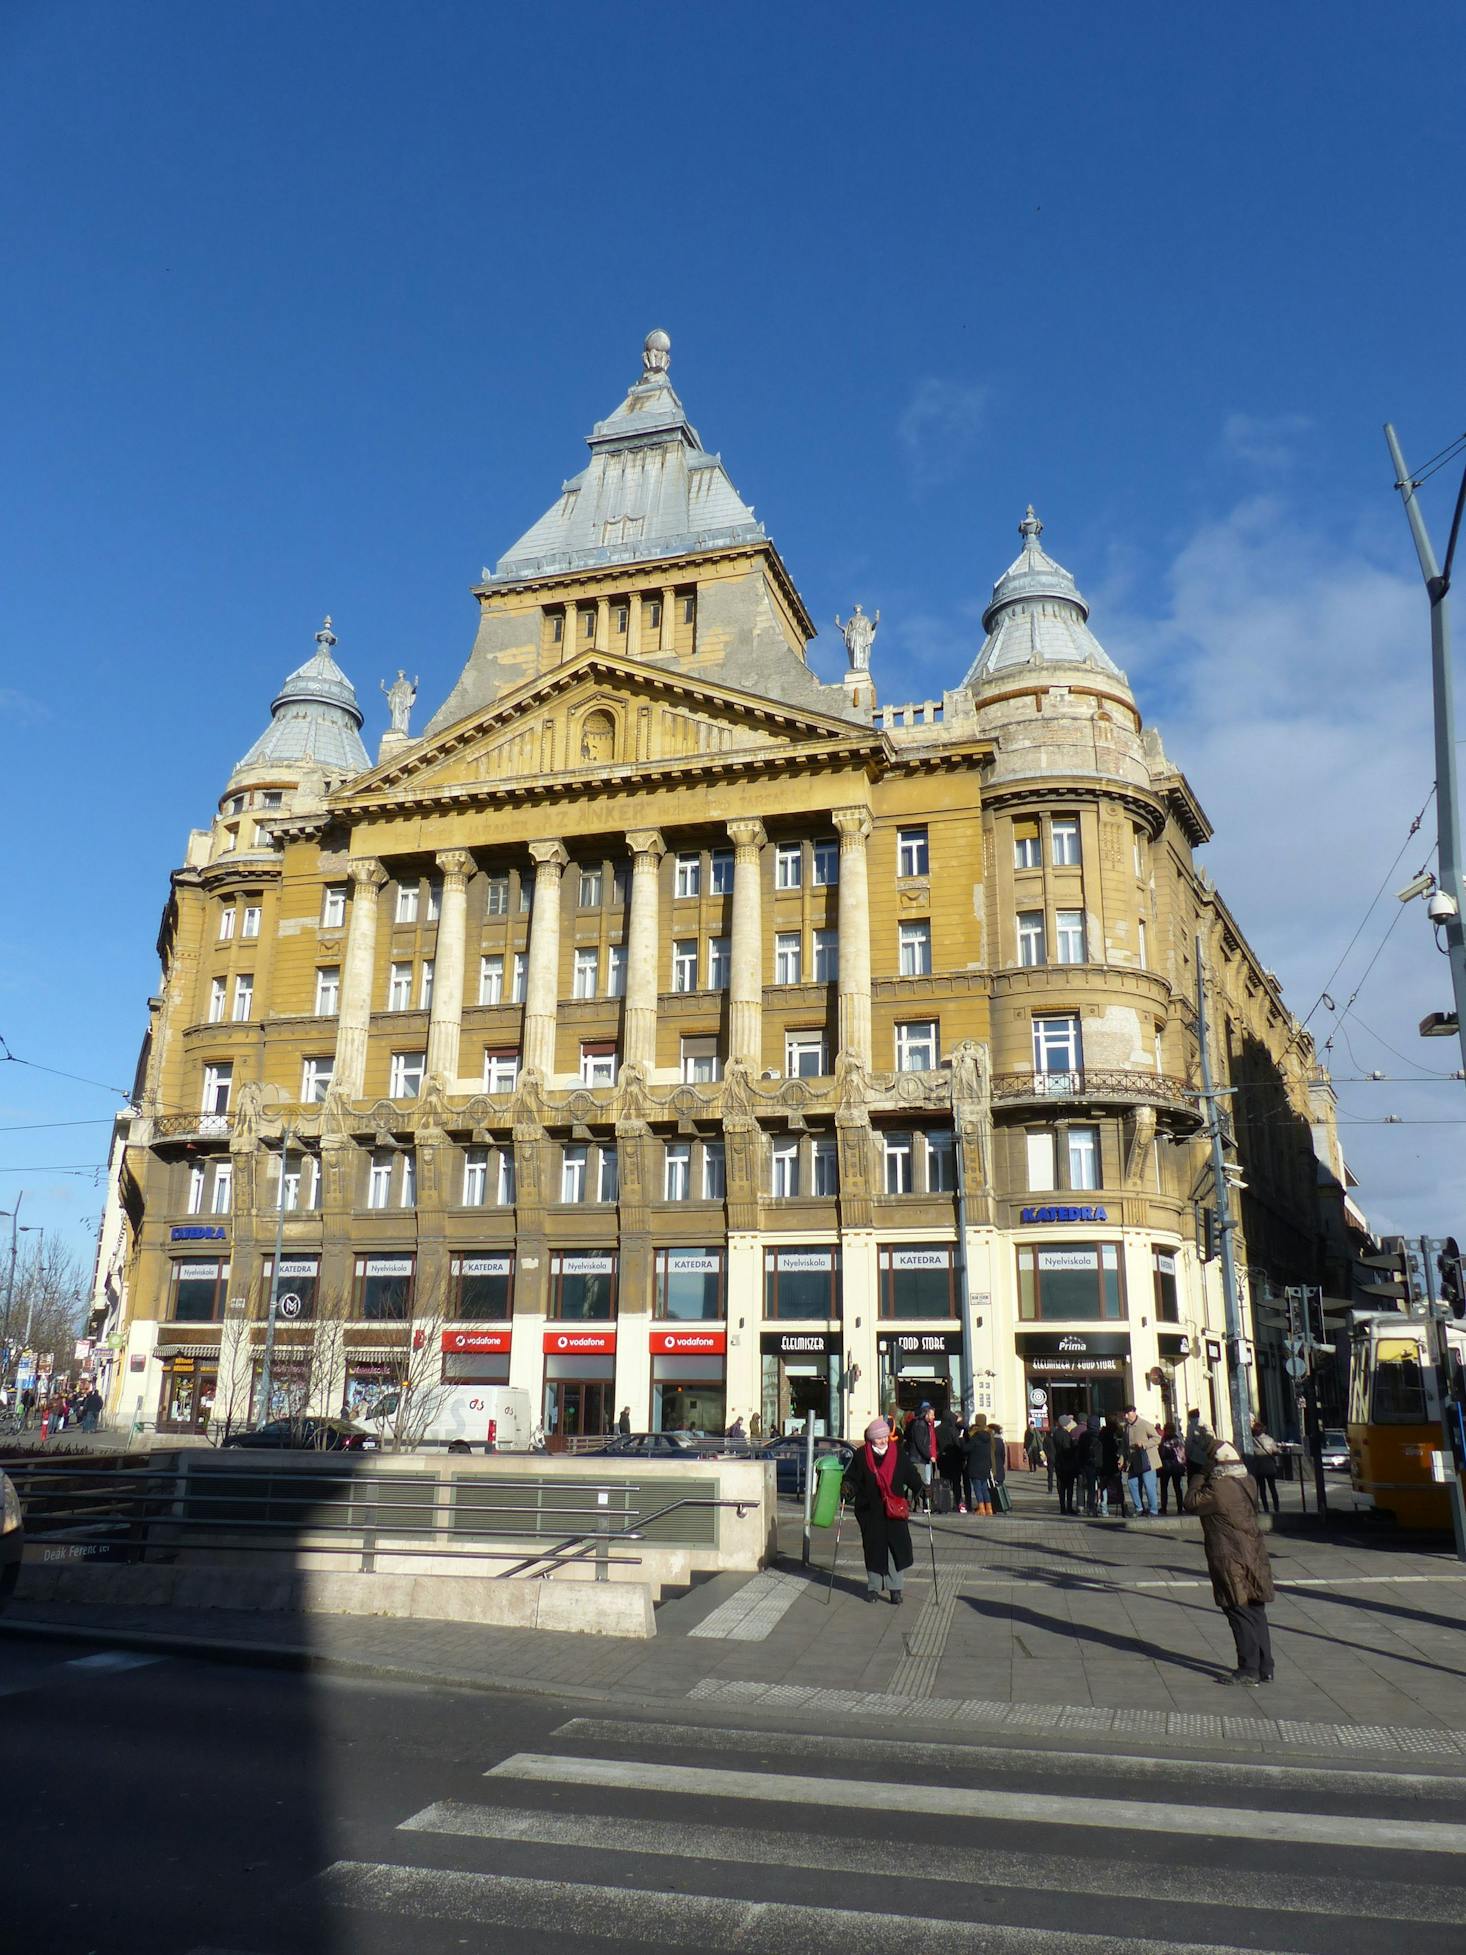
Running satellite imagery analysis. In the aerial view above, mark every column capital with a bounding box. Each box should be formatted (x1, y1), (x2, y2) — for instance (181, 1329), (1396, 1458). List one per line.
(347, 857), (388, 889)
(726, 818), (767, 854)
(434, 849), (475, 882)
(527, 839), (569, 872)
(831, 806), (873, 846)
(624, 828), (666, 863)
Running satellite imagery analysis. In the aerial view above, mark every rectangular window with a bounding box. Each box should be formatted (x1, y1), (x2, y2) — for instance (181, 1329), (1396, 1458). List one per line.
(655, 1247), (724, 1321)
(201, 1063), (232, 1115)
(550, 1251), (617, 1321)
(709, 849), (734, 895)
(811, 1136), (838, 1197)
(1026, 1129), (1057, 1191)
(1153, 1247), (1180, 1324)
(321, 885), (347, 928)
(785, 1031), (827, 1078)
(395, 884), (419, 924)
(550, 610), (565, 644)
(764, 1247), (838, 1320)
(771, 1140), (800, 1199)
(614, 604), (628, 635)
(462, 1148), (488, 1206)
(484, 874), (509, 917)
(883, 1132), (914, 1195)
(483, 1047), (519, 1093)
(775, 842), (803, 890)
(682, 594), (695, 624)
(895, 1020), (938, 1071)
(186, 1164), (205, 1215)
(606, 943), (627, 997)
(1013, 821), (1041, 869)
(1050, 816), (1081, 866)
(518, 874), (532, 912)
(241, 905), (261, 939)
(315, 966), (340, 1015)
(496, 1150), (516, 1205)
(400, 1152), (417, 1207)
(925, 1130), (956, 1194)
(272, 1155), (319, 1214)
(479, 954), (504, 1005)
(418, 960), (435, 1010)
(1134, 828), (1146, 879)
(1067, 1123), (1101, 1191)
(560, 1145), (587, 1203)
(388, 962), (413, 1011)
(573, 947), (599, 999)
(812, 839), (839, 887)
(1017, 1242), (1123, 1321)
(210, 1162), (232, 1215)
(578, 867), (603, 908)
(1137, 918), (1148, 969)
(899, 921), (931, 977)
(1032, 1014), (1082, 1079)
(355, 1255), (414, 1321)
(388, 1051), (425, 1099)
(897, 827), (929, 877)
(510, 953), (527, 1004)
(580, 1040), (617, 1086)
(300, 1056), (333, 1104)
(454, 1254), (513, 1321)
(674, 853), (701, 900)
(208, 976), (226, 1023)
(426, 883), (441, 922)
(707, 936), (730, 990)
(611, 864), (629, 906)
(702, 1142), (726, 1201)
(597, 1146), (619, 1203)
(582, 609), (595, 638)
(879, 1244), (956, 1320)
(681, 1035), (721, 1083)
(367, 1152), (393, 1210)
(663, 1142), (691, 1202)
(813, 929), (839, 982)
(218, 906), (236, 942)
(775, 932), (803, 985)
(172, 1260), (229, 1324)
(1055, 910), (1085, 965)
(646, 598), (662, 630)
(1017, 911), (1046, 967)
(672, 940), (698, 992)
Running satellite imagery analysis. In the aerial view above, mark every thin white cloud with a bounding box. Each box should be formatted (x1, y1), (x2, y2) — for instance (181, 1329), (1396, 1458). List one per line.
(1221, 411), (1313, 470)
(896, 378), (988, 492)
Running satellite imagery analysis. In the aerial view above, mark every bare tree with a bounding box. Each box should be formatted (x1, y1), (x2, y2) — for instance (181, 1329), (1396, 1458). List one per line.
(6, 1238), (89, 1379)
(370, 1286), (456, 1452)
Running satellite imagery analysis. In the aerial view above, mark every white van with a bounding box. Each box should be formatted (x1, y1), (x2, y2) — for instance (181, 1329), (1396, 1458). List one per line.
(365, 1384), (531, 1452)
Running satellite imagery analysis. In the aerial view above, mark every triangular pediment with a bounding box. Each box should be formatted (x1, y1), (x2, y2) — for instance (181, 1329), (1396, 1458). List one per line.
(338, 652), (878, 805)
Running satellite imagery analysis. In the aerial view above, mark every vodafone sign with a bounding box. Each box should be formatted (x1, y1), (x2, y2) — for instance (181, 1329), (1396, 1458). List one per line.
(442, 1328), (512, 1354)
(650, 1328), (726, 1356)
(542, 1328), (617, 1355)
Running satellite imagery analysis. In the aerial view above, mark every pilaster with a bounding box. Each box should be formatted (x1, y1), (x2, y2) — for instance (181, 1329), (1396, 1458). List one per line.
(332, 858), (388, 1098)
(522, 841), (568, 1077)
(426, 849), (475, 1083)
(832, 806), (873, 1066)
(622, 830), (665, 1072)
(726, 818), (766, 1069)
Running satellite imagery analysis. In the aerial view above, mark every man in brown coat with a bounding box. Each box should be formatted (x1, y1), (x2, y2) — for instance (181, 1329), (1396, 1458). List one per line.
(1184, 1438), (1276, 1685)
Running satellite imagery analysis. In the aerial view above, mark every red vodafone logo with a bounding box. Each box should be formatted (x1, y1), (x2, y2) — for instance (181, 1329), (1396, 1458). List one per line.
(542, 1327), (616, 1355)
(651, 1328), (727, 1356)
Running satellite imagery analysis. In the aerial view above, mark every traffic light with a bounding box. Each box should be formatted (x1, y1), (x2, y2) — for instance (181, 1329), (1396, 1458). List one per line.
(1436, 1237), (1465, 1318)
(1199, 1206), (1219, 1264)
(1358, 1236), (1416, 1308)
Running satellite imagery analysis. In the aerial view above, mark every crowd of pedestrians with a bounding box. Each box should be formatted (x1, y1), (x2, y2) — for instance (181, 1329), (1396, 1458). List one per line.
(878, 1402), (1012, 1518)
(0, 1383), (103, 1433)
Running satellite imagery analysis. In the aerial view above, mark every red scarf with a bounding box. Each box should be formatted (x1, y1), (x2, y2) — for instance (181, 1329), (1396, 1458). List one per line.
(868, 1443), (909, 1520)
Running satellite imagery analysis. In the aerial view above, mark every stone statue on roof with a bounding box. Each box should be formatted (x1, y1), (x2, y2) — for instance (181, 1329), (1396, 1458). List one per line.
(381, 670), (418, 736)
(835, 603), (879, 673)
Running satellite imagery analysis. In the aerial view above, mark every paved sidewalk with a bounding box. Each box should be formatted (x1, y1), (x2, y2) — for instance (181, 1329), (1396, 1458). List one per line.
(7, 1473), (1465, 1754)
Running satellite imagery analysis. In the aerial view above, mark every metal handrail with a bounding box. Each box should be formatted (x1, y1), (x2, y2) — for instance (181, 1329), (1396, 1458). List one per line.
(991, 1067), (1200, 1108)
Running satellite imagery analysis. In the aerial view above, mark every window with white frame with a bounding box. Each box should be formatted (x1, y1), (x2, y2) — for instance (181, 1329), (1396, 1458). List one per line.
(895, 1020), (938, 1071)
(1137, 918), (1148, 969)
(883, 1131), (914, 1195)
(1133, 827), (1147, 879)
(479, 954), (504, 1005)
(300, 1055), (333, 1104)
(208, 977), (226, 1023)
(388, 962), (413, 1010)
(560, 1145), (587, 1203)
(426, 882), (441, 922)
(1050, 816), (1081, 865)
(321, 885), (347, 928)
(389, 1051), (425, 1099)
(241, 904), (261, 939)
(186, 1164), (205, 1215)
(580, 1040), (617, 1086)
(1055, 910), (1086, 965)
(897, 827), (929, 877)
(1013, 821), (1041, 870)
(315, 966), (340, 1015)
(518, 872), (533, 912)
(462, 1148), (488, 1206)
(418, 960), (435, 1010)
(1067, 1123), (1101, 1190)
(1026, 1129), (1057, 1191)
(510, 953), (527, 1004)
(771, 1138), (800, 1198)
(813, 929), (839, 982)
(483, 1047), (519, 1093)
(899, 921), (931, 977)
(663, 1142), (690, 1202)
(400, 1152), (417, 1207)
(201, 1063), (232, 1115)
(775, 842), (802, 890)
(702, 1141), (726, 1200)
(1017, 911), (1046, 967)
(210, 1162), (232, 1214)
(812, 839), (839, 887)
(573, 947), (599, 999)
(273, 1154), (319, 1213)
(775, 932), (802, 984)
(709, 849), (734, 895)
(611, 864), (628, 906)
(218, 905), (236, 942)
(812, 1136), (838, 1197)
(606, 944), (626, 997)
(367, 1151), (394, 1209)
(578, 866), (603, 908)
(395, 883), (419, 924)
(484, 873), (509, 917)
(785, 1030), (828, 1078)
(681, 1035), (721, 1083)
(1032, 1014), (1081, 1077)
(496, 1148), (516, 1205)
(925, 1129), (956, 1193)
(674, 853), (701, 899)
(672, 940), (697, 993)
(707, 936), (730, 989)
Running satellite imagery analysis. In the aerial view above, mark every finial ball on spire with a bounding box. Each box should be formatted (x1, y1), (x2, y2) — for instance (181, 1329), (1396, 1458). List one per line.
(643, 328), (671, 378)
(316, 615), (337, 649)
(1019, 505), (1043, 545)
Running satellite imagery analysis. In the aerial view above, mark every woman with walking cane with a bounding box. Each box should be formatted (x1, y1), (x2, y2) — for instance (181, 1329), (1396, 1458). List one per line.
(1184, 1438), (1277, 1685)
(843, 1416), (923, 1606)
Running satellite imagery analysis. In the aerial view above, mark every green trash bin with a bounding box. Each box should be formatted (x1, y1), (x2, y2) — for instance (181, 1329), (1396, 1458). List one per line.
(812, 1451), (845, 1528)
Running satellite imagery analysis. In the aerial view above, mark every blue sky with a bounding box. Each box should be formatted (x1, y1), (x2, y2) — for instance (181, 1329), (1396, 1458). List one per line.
(3, 2), (1464, 1266)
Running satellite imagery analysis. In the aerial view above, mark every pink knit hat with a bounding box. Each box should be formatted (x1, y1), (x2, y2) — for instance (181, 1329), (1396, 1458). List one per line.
(865, 1417), (891, 1443)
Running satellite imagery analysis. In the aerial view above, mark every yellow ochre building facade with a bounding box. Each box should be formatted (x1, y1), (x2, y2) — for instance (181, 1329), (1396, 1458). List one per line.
(104, 332), (1341, 1445)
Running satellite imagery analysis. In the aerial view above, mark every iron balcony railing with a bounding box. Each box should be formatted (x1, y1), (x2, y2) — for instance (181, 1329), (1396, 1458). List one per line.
(992, 1068), (1201, 1117)
(153, 1112), (235, 1139)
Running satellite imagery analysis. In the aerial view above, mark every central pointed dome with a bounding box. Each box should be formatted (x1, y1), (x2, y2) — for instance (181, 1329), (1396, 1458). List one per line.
(963, 507), (1127, 688)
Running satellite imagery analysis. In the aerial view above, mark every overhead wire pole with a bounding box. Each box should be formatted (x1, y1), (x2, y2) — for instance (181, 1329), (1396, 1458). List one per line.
(1383, 425), (1466, 1083)
(1195, 934), (1253, 1452)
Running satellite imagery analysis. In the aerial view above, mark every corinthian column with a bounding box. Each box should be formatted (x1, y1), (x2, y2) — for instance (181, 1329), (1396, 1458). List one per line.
(522, 841), (568, 1076)
(333, 858), (388, 1098)
(622, 830), (665, 1071)
(833, 807), (873, 1065)
(426, 849), (475, 1083)
(726, 818), (767, 1068)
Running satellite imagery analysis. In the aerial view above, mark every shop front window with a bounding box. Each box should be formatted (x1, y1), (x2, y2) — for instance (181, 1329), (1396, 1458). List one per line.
(1017, 1242), (1124, 1320)
(1152, 1248), (1180, 1324)
(764, 1247), (839, 1319)
(454, 1255), (513, 1319)
(655, 1248), (724, 1320)
(355, 1257), (414, 1319)
(550, 1253), (617, 1320)
(172, 1261), (229, 1323)
(878, 1245), (957, 1319)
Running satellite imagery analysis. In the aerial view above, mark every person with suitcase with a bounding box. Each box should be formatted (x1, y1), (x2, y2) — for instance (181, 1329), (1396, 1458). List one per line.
(962, 1414), (995, 1516)
(989, 1422), (1011, 1514)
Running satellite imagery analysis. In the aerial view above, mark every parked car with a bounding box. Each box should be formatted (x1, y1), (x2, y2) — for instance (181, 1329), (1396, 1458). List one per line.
(585, 1431), (722, 1459)
(758, 1433), (853, 1496)
(0, 1470), (22, 1608)
(220, 1417), (372, 1452)
(1321, 1427), (1350, 1471)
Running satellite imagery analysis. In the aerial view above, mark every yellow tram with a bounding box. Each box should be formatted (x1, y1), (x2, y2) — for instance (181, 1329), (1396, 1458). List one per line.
(1346, 1312), (1466, 1529)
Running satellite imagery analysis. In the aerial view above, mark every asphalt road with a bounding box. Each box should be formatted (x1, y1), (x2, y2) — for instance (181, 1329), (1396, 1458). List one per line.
(5, 1631), (1466, 1955)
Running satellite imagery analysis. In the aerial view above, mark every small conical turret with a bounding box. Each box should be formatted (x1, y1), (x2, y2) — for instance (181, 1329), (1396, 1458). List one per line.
(233, 617), (371, 780)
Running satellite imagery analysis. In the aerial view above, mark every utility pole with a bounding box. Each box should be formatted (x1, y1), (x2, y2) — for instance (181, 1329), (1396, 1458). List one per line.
(256, 1128), (291, 1426)
(1195, 934), (1252, 1451)
(1, 1191), (23, 1368)
(1383, 426), (1466, 1080)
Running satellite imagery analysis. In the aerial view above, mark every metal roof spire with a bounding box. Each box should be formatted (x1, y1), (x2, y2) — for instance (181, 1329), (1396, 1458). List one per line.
(232, 614), (371, 778)
(962, 509), (1129, 689)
